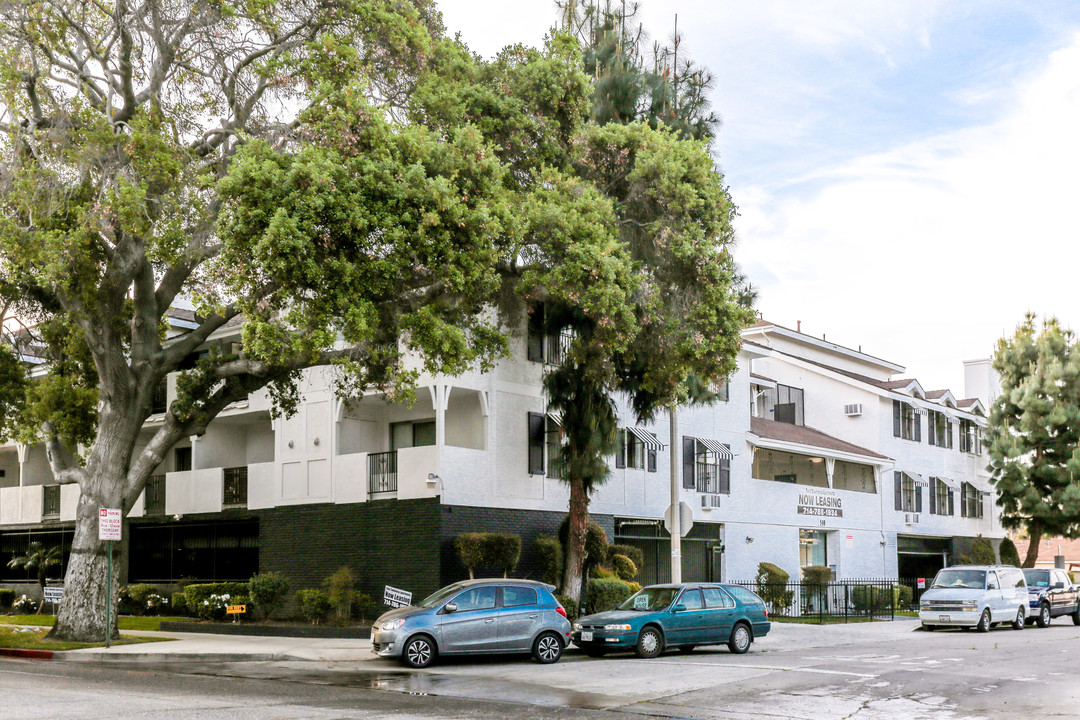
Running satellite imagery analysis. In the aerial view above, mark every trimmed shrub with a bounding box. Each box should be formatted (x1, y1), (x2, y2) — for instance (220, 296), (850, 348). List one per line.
(955, 536), (997, 565)
(119, 584), (160, 616)
(607, 544), (644, 571)
(324, 567), (357, 619)
(248, 572), (290, 619)
(585, 578), (632, 614)
(454, 533), (521, 578)
(850, 585), (891, 612)
(894, 584), (913, 610)
(801, 565), (833, 587)
(610, 554), (638, 582)
(0, 588), (16, 610)
(534, 535), (563, 587)
(171, 591), (190, 615)
(296, 589), (331, 625)
(558, 517), (608, 564)
(626, 581), (642, 595)
(183, 582), (248, 614)
(554, 593), (579, 623)
(590, 564), (616, 579)
(755, 562), (793, 612)
(999, 537), (1021, 566)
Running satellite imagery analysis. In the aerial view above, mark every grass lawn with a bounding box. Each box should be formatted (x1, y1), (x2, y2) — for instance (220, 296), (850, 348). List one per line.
(0, 626), (170, 651)
(0, 615), (188, 631)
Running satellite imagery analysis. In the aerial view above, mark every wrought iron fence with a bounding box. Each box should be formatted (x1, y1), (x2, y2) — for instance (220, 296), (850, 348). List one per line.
(368, 451), (398, 494)
(222, 466), (248, 507)
(733, 578), (897, 623)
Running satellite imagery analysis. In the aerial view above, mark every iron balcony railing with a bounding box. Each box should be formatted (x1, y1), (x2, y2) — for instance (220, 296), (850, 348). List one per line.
(223, 466), (248, 507)
(695, 461), (722, 493)
(368, 451), (398, 494)
(42, 485), (61, 519)
(544, 330), (575, 366)
(145, 474), (166, 515)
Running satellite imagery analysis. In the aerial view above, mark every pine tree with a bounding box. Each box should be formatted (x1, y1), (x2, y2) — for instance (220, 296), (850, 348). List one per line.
(987, 314), (1080, 567)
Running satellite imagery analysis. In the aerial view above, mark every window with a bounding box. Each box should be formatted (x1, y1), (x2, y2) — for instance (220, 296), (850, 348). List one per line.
(678, 589), (704, 610)
(799, 529), (827, 567)
(502, 586), (538, 607)
(764, 384), (804, 425)
(703, 587), (735, 609)
(716, 382), (730, 403)
(42, 485), (61, 519)
(174, 446), (192, 472)
(959, 419), (982, 455)
(390, 420), (435, 450)
(893, 400), (921, 441)
(960, 482), (984, 518)
(929, 478), (954, 516)
(927, 411), (952, 448)
(452, 586), (497, 612)
(893, 471), (922, 513)
(527, 412), (545, 475)
(145, 474), (166, 515)
(615, 429), (626, 468)
(752, 448), (828, 488)
(546, 417), (564, 479)
(151, 380), (168, 415)
(525, 302), (572, 364)
(616, 429), (647, 470)
(725, 585), (764, 607)
(832, 461), (876, 493)
(682, 437), (730, 494)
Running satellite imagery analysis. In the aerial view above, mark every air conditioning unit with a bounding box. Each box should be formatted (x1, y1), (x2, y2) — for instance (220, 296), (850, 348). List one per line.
(844, 403), (863, 416)
(701, 494), (723, 510)
(905, 513), (920, 524)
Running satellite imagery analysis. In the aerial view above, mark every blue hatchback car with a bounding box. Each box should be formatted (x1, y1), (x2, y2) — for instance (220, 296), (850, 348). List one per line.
(572, 583), (771, 658)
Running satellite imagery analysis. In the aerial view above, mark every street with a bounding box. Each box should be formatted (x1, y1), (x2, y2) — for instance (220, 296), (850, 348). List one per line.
(2, 618), (1079, 719)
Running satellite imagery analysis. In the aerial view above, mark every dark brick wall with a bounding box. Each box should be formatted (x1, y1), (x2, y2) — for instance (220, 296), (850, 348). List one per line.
(439, 505), (614, 586)
(258, 497), (443, 601)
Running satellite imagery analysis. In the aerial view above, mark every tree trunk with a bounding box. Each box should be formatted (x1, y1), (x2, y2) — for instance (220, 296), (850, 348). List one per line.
(1022, 524), (1043, 568)
(561, 477), (590, 603)
(47, 485), (124, 641)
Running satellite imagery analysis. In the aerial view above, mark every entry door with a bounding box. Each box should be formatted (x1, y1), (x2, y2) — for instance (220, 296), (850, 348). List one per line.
(437, 586), (500, 653)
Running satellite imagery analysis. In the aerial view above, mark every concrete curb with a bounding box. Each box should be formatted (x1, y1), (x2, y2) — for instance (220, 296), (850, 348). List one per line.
(55, 651), (300, 663)
(0, 648), (54, 660)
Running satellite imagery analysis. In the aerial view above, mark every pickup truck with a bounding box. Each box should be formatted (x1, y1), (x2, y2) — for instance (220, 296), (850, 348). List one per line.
(1022, 568), (1080, 627)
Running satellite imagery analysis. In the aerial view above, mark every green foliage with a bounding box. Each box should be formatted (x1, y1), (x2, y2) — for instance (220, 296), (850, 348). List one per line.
(590, 564), (616, 579)
(352, 593), (381, 623)
(607, 544), (644, 570)
(999, 537), (1022, 567)
(894, 584), (913, 610)
(554, 594), (579, 623)
(609, 554), (638, 581)
(323, 567), (357, 619)
(988, 315), (1080, 550)
(755, 562), (794, 612)
(0, 588), (15, 610)
(956, 537), (997, 566)
(118, 584), (159, 616)
(181, 583), (249, 618)
(533, 535), (564, 588)
(850, 585), (895, 612)
(585, 578), (633, 614)
(558, 518), (608, 563)
(454, 533), (521, 578)
(801, 566), (833, 588)
(170, 592), (190, 616)
(248, 572), (290, 620)
(296, 589), (331, 625)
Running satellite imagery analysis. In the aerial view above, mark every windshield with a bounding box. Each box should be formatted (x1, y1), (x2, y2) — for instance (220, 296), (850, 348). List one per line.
(1023, 570), (1050, 587)
(418, 582), (466, 608)
(617, 587), (680, 611)
(932, 569), (987, 589)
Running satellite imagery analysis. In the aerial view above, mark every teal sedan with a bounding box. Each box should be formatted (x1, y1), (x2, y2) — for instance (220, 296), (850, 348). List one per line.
(572, 583), (770, 658)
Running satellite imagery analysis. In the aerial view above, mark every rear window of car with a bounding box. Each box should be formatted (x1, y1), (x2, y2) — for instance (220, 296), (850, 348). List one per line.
(725, 586), (764, 606)
(703, 587), (734, 609)
(502, 586), (537, 607)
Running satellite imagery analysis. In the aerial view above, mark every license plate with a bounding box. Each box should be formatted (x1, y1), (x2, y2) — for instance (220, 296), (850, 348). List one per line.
(938, 615), (950, 622)
(581, 631), (593, 642)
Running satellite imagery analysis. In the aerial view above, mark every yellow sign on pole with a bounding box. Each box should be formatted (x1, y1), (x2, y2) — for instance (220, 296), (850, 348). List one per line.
(226, 605), (247, 614)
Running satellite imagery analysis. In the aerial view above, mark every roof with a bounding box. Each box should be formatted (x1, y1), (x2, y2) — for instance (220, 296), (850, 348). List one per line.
(742, 319), (904, 373)
(1012, 538), (1080, 564)
(925, 390), (949, 399)
(749, 417), (892, 461)
(750, 372), (776, 383)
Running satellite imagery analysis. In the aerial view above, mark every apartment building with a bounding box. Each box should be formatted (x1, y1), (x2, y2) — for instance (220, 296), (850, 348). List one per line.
(0, 316), (999, 600)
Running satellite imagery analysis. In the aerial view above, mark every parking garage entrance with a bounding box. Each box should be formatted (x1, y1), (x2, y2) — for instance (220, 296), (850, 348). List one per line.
(614, 519), (724, 585)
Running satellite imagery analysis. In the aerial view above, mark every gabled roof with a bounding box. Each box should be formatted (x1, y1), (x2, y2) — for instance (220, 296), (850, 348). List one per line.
(749, 417), (892, 462)
(742, 320), (905, 374)
(957, 398), (987, 415)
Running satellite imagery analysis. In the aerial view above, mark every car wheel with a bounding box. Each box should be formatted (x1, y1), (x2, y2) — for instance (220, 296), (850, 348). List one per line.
(728, 622), (752, 654)
(532, 631), (563, 664)
(678, 645), (696, 654)
(921, 624), (935, 632)
(401, 635), (435, 669)
(1012, 606), (1026, 630)
(582, 647), (607, 657)
(1037, 603), (1052, 628)
(976, 608), (991, 633)
(1072, 608), (1080, 626)
(634, 626), (663, 659)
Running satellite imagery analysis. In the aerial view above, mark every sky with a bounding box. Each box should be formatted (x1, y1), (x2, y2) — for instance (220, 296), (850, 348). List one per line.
(435, 0), (1080, 396)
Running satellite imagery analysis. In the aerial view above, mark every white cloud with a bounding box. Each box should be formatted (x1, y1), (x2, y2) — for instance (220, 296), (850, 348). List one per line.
(735, 32), (1080, 393)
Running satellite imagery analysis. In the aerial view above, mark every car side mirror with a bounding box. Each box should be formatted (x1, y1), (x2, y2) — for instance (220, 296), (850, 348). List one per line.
(987, 583), (996, 590)
(442, 602), (458, 614)
(671, 604), (686, 613)
(1054, 581), (1066, 589)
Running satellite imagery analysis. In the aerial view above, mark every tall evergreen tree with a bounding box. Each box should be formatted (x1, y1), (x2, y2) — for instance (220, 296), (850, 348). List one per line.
(987, 314), (1080, 567)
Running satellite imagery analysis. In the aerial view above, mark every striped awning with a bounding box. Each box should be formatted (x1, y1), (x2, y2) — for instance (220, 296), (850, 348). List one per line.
(546, 412), (562, 427)
(903, 471), (928, 488)
(933, 476), (958, 489)
(696, 437), (733, 460)
(626, 426), (665, 450)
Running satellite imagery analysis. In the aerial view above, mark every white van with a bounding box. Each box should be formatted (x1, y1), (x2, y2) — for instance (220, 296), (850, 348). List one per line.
(918, 565), (1028, 632)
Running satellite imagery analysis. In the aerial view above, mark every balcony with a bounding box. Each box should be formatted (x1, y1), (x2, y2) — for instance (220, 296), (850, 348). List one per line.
(42, 485), (61, 519)
(368, 451), (397, 494)
(223, 466), (248, 508)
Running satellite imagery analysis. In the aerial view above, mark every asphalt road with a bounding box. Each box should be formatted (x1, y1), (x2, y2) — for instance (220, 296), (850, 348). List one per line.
(4, 618), (1080, 719)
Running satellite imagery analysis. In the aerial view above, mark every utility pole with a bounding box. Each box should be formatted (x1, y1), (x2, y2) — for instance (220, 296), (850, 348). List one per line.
(669, 405), (681, 583)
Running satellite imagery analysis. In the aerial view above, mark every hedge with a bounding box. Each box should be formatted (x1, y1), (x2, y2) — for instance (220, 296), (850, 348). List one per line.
(0, 588), (15, 610)
(585, 578), (633, 614)
(118, 584), (160, 616)
(755, 562), (793, 612)
(610, 554), (638, 581)
(174, 582), (249, 614)
(454, 532), (522, 578)
(534, 535), (563, 587)
(999, 537), (1021, 566)
(850, 584), (914, 612)
(607, 544), (644, 570)
(558, 517), (608, 564)
(801, 565), (833, 588)
(248, 572), (290, 619)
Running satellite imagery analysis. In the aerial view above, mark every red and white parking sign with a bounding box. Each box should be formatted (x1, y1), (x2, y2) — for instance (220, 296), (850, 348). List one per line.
(98, 508), (122, 541)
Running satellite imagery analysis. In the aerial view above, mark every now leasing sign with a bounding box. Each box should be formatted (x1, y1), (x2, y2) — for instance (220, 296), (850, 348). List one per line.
(383, 586), (412, 608)
(796, 488), (843, 518)
(98, 508), (122, 541)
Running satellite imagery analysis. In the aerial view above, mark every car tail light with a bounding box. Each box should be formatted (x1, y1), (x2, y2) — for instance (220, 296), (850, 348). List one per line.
(555, 605), (567, 618)
(764, 607), (768, 618)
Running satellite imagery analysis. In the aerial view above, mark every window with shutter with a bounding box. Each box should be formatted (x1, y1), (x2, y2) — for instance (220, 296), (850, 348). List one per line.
(929, 479), (937, 515)
(928, 414), (936, 446)
(527, 304), (545, 362)
(615, 429), (626, 468)
(682, 437), (696, 489)
(894, 471), (903, 511)
(527, 412), (545, 474)
(914, 412), (921, 442)
(719, 444), (731, 494)
(893, 400), (901, 437)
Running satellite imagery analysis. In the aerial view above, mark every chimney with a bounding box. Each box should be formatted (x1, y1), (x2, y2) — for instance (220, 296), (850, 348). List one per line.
(797, 320), (801, 332)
